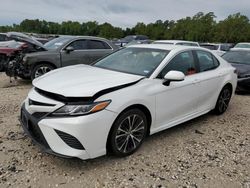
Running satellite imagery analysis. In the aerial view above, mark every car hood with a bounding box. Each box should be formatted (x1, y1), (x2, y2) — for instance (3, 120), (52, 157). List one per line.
(25, 49), (57, 57)
(230, 63), (250, 78)
(7, 32), (44, 49)
(33, 65), (144, 98)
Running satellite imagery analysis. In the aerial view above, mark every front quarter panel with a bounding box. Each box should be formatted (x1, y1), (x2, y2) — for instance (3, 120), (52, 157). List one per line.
(96, 79), (156, 132)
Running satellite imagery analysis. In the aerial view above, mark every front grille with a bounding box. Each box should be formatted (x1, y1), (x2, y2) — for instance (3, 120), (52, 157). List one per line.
(27, 120), (50, 148)
(55, 129), (85, 150)
(21, 108), (50, 149)
(32, 112), (48, 119)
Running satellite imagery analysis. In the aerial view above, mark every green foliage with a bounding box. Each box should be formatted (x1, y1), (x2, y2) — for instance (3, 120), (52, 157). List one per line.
(0, 12), (250, 42)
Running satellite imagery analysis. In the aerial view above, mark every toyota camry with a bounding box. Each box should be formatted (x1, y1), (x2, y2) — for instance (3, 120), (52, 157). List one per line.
(20, 44), (237, 160)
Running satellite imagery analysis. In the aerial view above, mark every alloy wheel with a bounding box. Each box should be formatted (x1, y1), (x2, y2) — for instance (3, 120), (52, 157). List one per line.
(218, 88), (231, 113)
(115, 114), (146, 154)
(34, 66), (52, 78)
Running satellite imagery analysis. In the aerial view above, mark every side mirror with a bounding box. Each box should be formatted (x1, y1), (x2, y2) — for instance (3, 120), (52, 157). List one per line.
(163, 70), (185, 86)
(65, 46), (74, 53)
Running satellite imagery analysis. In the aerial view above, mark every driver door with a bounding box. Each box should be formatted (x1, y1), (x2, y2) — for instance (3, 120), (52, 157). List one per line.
(60, 39), (91, 67)
(152, 51), (201, 131)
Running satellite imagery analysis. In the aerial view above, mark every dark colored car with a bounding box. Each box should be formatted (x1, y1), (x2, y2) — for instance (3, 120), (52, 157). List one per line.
(21, 36), (118, 80)
(222, 49), (250, 92)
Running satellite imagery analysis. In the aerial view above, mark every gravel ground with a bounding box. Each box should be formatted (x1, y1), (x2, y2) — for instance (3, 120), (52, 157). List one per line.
(0, 72), (249, 188)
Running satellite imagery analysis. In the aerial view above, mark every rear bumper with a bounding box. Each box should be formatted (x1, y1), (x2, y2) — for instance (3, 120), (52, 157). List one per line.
(237, 78), (250, 92)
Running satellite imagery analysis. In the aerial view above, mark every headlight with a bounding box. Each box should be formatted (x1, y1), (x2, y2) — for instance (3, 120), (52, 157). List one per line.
(51, 100), (111, 116)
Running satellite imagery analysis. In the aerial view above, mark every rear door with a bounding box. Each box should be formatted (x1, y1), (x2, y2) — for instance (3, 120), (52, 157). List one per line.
(192, 50), (223, 111)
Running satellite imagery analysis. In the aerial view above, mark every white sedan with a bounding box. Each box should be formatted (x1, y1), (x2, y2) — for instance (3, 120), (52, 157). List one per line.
(20, 44), (237, 160)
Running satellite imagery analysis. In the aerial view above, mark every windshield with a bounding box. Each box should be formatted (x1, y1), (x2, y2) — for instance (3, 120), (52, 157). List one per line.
(44, 37), (72, 50)
(222, 51), (250, 65)
(94, 47), (169, 76)
(234, 43), (250, 48)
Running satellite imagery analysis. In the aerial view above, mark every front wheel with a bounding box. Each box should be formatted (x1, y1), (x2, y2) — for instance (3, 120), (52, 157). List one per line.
(214, 86), (232, 115)
(108, 109), (148, 157)
(31, 64), (54, 80)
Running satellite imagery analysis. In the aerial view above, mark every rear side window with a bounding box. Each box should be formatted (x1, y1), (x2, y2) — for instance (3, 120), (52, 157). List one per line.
(68, 40), (88, 50)
(196, 50), (219, 72)
(158, 51), (197, 78)
(88, 40), (111, 49)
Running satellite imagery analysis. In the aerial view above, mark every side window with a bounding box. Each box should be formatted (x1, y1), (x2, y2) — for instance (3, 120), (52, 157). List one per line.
(68, 40), (88, 50)
(196, 50), (219, 72)
(88, 40), (111, 49)
(158, 51), (196, 78)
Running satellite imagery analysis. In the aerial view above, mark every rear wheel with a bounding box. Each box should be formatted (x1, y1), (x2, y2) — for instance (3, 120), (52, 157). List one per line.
(214, 86), (232, 115)
(109, 109), (148, 157)
(31, 63), (54, 80)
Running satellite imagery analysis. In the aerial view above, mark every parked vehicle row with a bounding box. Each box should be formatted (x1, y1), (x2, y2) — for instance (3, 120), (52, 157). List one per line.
(0, 32), (249, 93)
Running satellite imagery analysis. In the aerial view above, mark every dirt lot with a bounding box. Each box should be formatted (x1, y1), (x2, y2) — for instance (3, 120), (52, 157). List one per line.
(0, 72), (249, 188)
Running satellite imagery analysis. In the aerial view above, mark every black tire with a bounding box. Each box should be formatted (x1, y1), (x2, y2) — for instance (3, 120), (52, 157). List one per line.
(31, 63), (54, 80)
(108, 109), (148, 157)
(214, 86), (232, 115)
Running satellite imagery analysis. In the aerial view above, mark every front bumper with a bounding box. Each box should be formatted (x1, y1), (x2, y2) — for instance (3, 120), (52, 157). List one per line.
(20, 105), (71, 158)
(20, 95), (117, 160)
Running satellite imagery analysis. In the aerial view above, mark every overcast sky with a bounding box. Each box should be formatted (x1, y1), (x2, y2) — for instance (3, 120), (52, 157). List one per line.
(0, 0), (250, 28)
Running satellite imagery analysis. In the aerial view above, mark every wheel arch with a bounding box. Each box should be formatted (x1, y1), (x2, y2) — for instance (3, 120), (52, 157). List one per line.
(106, 103), (152, 153)
(32, 61), (57, 70)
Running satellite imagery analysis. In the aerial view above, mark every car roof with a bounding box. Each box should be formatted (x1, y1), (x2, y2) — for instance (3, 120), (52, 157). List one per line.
(154, 40), (198, 44)
(236, 42), (250, 45)
(57, 35), (110, 41)
(127, 43), (201, 51)
(230, 48), (250, 52)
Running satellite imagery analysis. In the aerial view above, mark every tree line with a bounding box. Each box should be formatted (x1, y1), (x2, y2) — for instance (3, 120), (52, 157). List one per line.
(0, 12), (250, 43)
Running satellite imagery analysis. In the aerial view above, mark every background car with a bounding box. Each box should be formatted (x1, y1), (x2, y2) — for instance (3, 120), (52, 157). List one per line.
(21, 36), (118, 80)
(114, 35), (149, 47)
(233, 42), (250, 49)
(222, 49), (250, 92)
(20, 44), (237, 160)
(199, 43), (231, 56)
(0, 33), (10, 41)
(153, 40), (199, 47)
